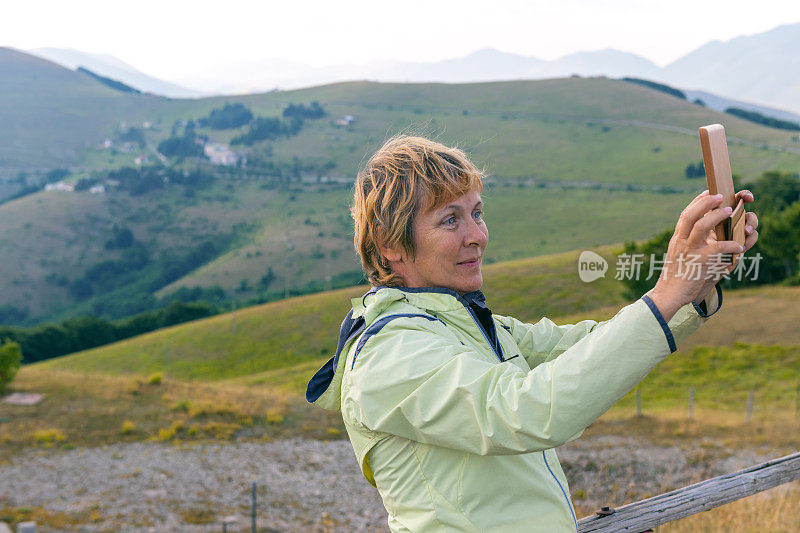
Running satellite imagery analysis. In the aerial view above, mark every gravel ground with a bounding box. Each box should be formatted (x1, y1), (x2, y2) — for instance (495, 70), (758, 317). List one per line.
(0, 436), (782, 532)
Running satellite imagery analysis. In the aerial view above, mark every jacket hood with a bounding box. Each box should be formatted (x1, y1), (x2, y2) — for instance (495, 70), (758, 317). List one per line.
(352, 286), (485, 319)
(306, 286), (485, 411)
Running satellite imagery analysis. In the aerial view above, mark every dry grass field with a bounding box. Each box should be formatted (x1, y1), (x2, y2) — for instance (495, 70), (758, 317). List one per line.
(3, 279), (799, 530)
(0, 368), (343, 462)
(2, 364), (798, 531)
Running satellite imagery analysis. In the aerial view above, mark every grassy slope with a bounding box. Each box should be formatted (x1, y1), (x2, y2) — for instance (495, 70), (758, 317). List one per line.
(3, 66), (800, 321)
(21, 258), (800, 465)
(0, 48), (164, 170)
(37, 245), (626, 379)
(37, 245), (800, 405)
(140, 78), (800, 187)
(107, 78), (800, 298)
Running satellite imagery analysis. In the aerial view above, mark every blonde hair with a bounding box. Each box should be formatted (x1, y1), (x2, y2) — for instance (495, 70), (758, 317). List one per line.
(351, 135), (484, 287)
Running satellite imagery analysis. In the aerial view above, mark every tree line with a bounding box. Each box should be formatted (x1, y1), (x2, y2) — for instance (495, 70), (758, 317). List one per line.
(158, 101), (328, 158)
(0, 301), (217, 365)
(0, 265), (365, 366)
(724, 107), (800, 131)
(621, 77), (687, 100)
(620, 170), (800, 299)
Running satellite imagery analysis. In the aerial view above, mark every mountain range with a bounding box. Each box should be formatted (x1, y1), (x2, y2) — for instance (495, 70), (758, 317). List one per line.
(28, 47), (204, 98)
(27, 23), (800, 116)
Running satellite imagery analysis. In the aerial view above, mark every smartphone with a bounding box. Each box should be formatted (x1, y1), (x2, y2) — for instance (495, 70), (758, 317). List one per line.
(699, 124), (746, 264)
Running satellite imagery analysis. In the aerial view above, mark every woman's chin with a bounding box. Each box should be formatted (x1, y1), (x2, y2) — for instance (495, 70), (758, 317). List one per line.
(451, 273), (483, 294)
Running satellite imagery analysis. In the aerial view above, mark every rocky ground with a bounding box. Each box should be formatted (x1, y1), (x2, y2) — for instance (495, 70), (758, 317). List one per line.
(0, 435), (783, 532)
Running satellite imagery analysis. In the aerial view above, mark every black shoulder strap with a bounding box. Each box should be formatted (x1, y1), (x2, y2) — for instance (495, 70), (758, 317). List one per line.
(334, 309), (367, 368)
(306, 309), (366, 403)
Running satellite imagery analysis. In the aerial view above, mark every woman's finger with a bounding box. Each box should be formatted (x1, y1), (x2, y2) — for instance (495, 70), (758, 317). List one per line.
(675, 194), (724, 240)
(687, 203), (733, 247)
(743, 228), (758, 251)
(735, 190), (755, 204)
(675, 190), (710, 234)
(689, 189), (710, 206)
(704, 227), (716, 245)
(715, 238), (746, 256)
(744, 211), (759, 232)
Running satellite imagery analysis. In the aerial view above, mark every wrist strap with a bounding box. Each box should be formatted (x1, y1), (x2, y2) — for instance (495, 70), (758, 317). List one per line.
(692, 282), (723, 318)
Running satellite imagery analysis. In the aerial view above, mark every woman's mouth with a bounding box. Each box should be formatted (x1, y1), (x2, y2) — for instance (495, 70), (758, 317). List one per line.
(458, 258), (481, 267)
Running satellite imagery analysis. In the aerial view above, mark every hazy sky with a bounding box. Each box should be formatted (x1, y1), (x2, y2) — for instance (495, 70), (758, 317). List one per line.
(4, 0), (800, 79)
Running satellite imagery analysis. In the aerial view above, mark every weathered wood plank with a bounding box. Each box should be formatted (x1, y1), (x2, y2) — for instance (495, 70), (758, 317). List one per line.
(577, 451), (800, 533)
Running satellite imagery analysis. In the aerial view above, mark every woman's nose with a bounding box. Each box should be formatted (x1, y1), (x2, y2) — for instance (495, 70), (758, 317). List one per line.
(465, 219), (488, 247)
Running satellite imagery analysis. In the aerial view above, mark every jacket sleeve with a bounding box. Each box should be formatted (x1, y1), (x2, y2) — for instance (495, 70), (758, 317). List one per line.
(343, 297), (702, 456)
(494, 294), (710, 369)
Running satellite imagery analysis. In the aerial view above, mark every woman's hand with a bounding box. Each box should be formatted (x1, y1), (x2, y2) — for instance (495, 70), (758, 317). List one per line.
(648, 189), (759, 321)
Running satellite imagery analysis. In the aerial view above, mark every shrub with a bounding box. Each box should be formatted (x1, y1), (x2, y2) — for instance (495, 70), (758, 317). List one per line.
(266, 409), (285, 424)
(202, 102), (254, 129)
(158, 426), (177, 441)
(121, 420), (136, 435)
(147, 372), (163, 385)
(0, 341), (22, 392)
(125, 377), (144, 395)
(201, 421), (240, 439)
(172, 398), (192, 412)
(158, 136), (205, 159)
(282, 101), (325, 120)
(33, 428), (66, 444)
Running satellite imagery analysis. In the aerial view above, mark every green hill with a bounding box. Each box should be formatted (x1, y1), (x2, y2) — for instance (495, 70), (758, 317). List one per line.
(11, 253), (800, 461)
(37, 245), (800, 395)
(2, 51), (800, 324)
(0, 47), (163, 170)
(36, 245), (627, 379)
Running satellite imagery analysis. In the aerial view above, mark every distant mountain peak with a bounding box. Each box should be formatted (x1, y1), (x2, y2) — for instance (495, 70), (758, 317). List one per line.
(27, 47), (204, 98)
(465, 47), (532, 60)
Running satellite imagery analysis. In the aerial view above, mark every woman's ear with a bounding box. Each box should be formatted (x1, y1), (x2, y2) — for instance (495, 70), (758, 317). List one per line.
(379, 242), (403, 263)
(376, 228), (403, 263)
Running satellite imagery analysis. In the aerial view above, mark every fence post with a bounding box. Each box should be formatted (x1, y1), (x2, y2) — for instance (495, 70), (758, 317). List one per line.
(688, 387), (694, 420)
(635, 389), (642, 417)
(251, 481), (257, 533)
(223, 516), (239, 533)
(745, 390), (754, 423)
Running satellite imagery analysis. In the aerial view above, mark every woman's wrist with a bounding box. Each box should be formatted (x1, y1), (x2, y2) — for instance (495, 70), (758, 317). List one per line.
(692, 282), (716, 305)
(646, 288), (683, 323)
(692, 283), (721, 317)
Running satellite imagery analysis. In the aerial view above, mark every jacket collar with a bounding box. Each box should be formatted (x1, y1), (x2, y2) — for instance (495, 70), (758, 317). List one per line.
(351, 286), (487, 323)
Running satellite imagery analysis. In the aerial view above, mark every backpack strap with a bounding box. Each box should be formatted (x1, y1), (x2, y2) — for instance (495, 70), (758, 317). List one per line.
(306, 309), (366, 403)
(350, 313), (441, 370)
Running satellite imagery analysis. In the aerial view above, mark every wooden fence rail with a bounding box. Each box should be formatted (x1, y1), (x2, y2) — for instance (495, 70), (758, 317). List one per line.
(577, 451), (800, 532)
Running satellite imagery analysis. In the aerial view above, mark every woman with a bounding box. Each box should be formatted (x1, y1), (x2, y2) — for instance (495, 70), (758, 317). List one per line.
(307, 136), (759, 532)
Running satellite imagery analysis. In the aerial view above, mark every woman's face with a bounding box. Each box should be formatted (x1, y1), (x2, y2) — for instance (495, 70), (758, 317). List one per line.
(387, 189), (488, 294)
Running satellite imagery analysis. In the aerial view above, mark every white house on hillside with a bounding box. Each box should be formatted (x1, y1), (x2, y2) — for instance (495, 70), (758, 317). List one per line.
(204, 143), (238, 166)
(334, 115), (355, 126)
(45, 182), (75, 192)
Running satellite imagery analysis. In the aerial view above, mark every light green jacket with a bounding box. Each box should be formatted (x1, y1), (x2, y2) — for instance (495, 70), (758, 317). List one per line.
(308, 287), (712, 532)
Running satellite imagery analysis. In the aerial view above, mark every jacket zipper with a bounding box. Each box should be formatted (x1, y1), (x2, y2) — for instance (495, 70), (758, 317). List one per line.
(542, 450), (578, 531)
(462, 304), (505, 362)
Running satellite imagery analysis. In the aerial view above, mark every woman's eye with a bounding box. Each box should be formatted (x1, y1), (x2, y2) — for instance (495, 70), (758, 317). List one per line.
(445, 216), (457, 225)
(473, 210), (482, 220)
